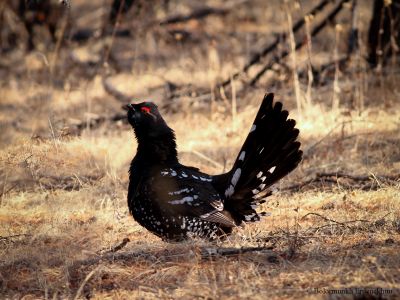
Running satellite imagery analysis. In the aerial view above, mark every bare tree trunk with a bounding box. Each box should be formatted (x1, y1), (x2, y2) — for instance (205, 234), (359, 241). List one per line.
(367, 0), (400, 67)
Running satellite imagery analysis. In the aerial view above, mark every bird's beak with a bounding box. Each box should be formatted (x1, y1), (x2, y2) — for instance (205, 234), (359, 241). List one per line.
(122, 104), (134, 111)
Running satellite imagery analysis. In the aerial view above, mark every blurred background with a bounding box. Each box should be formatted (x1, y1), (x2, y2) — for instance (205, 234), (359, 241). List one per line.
(0, 0), (399, 298)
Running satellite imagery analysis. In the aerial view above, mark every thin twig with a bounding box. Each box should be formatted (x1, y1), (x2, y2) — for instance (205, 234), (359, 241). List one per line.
(0, 183), (17, 198)
(302, 212), (371, 234)
(73, 266), (100, 300)
(189, 150), (224, 169)
(302, 212), (369, 225)
(105, 238), (130, 254)
(282, 172), (399, 192)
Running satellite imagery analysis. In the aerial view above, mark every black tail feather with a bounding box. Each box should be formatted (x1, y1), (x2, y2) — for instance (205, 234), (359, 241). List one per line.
(214, 93), (302, 223)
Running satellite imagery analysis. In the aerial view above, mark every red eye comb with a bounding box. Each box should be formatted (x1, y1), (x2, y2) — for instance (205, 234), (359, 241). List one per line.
(141, 106), (151, 114)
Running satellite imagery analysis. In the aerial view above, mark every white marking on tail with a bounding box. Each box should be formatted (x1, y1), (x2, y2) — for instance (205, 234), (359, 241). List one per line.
(238, 151), (246, 161)
(192, 175), (199, 179)
(257, 171), (263, 178)
(250, 124), (256, 132)
(161, 171), (169, 176)
(261, 176), (266, 182)
(244, 213), (257, 221)
(170, 169), (177, 176)
(259, 183), (266, 190)
(225, 185), (235, 197)
(181, 172), (188, 178)
(268, 166), (276, 173)
(231, 168), (241, 186)
(181, 218), (186, 229)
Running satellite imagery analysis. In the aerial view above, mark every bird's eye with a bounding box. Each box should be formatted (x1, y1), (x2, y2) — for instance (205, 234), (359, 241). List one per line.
(141, 106), (151, 114)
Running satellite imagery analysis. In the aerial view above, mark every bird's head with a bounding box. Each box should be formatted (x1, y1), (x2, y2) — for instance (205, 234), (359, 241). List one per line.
(123, 102), (167, 133)
(123, 101), (177, 160)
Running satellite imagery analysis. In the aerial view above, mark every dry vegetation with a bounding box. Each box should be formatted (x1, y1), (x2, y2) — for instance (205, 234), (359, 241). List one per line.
(1, 0), (400, 299)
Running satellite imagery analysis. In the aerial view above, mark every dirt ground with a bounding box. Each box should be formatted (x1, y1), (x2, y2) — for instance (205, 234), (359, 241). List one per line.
(0, 0), (399, 299)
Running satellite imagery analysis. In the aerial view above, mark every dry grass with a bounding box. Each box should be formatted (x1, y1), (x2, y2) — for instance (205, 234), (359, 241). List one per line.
(1, 0), (400, 299)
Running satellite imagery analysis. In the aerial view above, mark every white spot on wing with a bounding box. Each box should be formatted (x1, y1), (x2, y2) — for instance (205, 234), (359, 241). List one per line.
(181, 172), (188, 178)
(200, 176), (212, 182)
(250, 124), (256, 132)
(169, 196), (194, 205)
(170, 170), (177, 176)
(268, 166), (276, 173)
(231, 168), (241, 187)
(252, 189), (259, 194)
(168, 188), (190, 195)
(257, 171), (263, 178)
(238, 151), (245, 161)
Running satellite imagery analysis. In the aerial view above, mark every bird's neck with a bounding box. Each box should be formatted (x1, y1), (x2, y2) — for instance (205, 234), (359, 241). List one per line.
(134, 126), (179, 165)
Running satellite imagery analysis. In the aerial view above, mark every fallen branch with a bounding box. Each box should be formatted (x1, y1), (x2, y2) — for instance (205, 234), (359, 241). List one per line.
(167, 0), (345, 101)
(68, 245), (277, 280)
(199, 246), (277, 259)
(64, 111), (126, 135)
(318, 172), (399, 182)
(102, 76), (132, 103)
(250, 0), (348, 86)
(221, 0), (332, 88)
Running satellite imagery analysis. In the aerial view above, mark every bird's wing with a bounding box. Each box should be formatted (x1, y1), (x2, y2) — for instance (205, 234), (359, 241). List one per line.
(150, 166), (236, 227)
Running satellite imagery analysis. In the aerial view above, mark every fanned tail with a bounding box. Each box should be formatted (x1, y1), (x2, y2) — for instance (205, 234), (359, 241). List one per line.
(214, 93), (302, 223)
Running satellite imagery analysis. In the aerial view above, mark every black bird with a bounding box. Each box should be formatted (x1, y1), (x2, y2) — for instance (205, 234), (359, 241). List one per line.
(124, 93), (302, 241)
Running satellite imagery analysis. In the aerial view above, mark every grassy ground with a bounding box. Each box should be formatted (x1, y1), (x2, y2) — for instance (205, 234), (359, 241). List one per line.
(1, 0), (400, 299)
